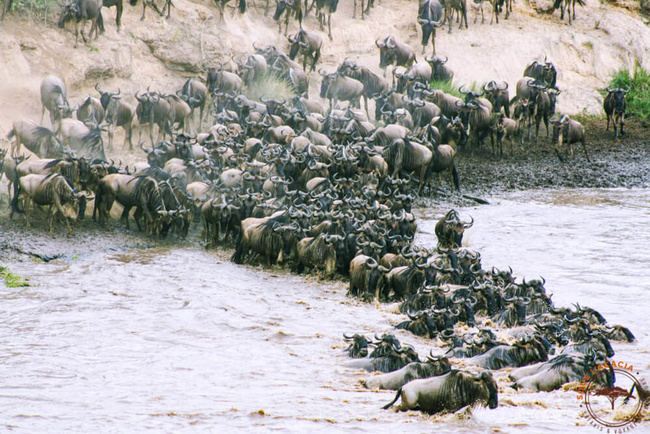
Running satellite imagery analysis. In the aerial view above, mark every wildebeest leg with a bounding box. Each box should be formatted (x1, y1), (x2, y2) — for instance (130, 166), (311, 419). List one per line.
(23, 197), (32, 228)
(580, 138), (590, 162)
(74, 21), (81, 48)
(619, 113), (625, 137)
(121, 205), (132, 230)
(141, 1), (147, 20)
(116, 1), (123, 30)
(53, 199), (72, 234)
(327, 13), (332, 40)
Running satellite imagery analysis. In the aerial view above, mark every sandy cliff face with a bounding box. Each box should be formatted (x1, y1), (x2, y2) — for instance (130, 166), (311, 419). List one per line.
(0, 0), (648, 139)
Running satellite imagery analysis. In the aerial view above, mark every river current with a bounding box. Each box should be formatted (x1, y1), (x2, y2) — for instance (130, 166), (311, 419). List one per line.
(1, 188), (648, 432)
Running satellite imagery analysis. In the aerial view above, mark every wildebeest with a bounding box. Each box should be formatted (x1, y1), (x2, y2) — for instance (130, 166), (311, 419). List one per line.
(523, 59), (557, 89)
(177, 78), (209, 131)
(483, 80), (510, 117)
(307, 0), (338, 40)
(343, 333), (370, 358)
(135, 90), (176, 145)
(99, 0), (124, 31)
(40, 76), (72, 132)
(603, 87), (628, 141)
(375, 36), (417, 77)
(95, 174), (166, 234)
(77, 96), (105, 125)
(417, 0), (444, 54)
(134, 0), (173, 21)
(288, 29), (323, 72)
(552, 0), (584, 25)
(551, 114), (589, 163)
(434, 209), (473, 248)
(206, 65), (244, 95)
(348, 255), (386, 300)
(442, 0), (467, 33)
(425, 132), (459, 191)
(382, 369), (498, 413)
(273, 0), (303, 35)
(471, 335), (549, 370)
(103, 90), (136, 150)
(58, 0), (103, 48)
(362, 355), (451, 390)
(425, 55), (454, 82)
(294, 233), (344, 277)
(7, 120), (64, 159)
(231, 212), (298, 266)
(319, 71), (364, 109)
(510, 351), (614, 391)
(382, 138), (433, 194)
(59, 118), (108, 161)
(16, 173), (89, 233)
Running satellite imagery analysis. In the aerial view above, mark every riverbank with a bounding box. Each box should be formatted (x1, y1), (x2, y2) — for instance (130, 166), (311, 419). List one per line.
(420, 117), (650, 207)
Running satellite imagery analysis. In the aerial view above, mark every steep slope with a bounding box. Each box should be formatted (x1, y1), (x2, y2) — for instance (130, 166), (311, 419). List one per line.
(0, 0), (649, 141)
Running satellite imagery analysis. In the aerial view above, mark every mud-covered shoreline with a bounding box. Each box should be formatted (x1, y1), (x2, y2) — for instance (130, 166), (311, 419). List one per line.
(417, 118), (649, 207)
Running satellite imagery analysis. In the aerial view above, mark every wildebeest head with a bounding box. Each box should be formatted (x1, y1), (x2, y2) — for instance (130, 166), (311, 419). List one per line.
(417, 16), (443, 48)
(343, 333), (369, 358)
(58, 1), (79, 28)
(434, 209), (473, 248)
(287, 30), (308, 60)
(605, 87), (629, 115)
(545, 88), (561, 117)
(479, 371), (499, 409)
(135, 90), (157, 123)
(376, 36), (397, 69)
(502, 294), (530, 326)
(319, 71), (337, 99)
(273, 0), (294, 21)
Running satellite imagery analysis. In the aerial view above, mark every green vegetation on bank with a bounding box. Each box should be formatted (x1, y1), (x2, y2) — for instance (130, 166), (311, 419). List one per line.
(608, 63), (650, 120)
(5, 0), (60, 21)
(0, 267), (30, 288)
(430, 80), (481, 99)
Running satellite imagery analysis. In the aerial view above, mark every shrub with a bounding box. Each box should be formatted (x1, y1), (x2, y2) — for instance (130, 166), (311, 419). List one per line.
(608, 63), (650, 120)
(6, 0), (61, 23)
(246, 71), (297, 102)
(429, 79), (481, 99)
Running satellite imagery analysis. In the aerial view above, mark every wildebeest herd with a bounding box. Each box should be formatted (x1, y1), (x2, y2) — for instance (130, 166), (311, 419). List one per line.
(0, 13), (636, 417)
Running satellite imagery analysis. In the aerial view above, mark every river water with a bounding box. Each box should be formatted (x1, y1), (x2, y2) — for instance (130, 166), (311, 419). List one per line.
(1, 188), (648, 432)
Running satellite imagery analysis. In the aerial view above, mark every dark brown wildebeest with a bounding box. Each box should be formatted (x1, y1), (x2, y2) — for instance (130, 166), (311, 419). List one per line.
(15, 173), (90, 233)
(382, 370), (498, 414)
(603, 87), (628, 141)
(58, 0), (103, 48)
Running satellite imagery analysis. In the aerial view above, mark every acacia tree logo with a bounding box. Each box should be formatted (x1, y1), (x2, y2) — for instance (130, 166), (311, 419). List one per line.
(578, 361), (648, 431)
(593, 386), (635, 410)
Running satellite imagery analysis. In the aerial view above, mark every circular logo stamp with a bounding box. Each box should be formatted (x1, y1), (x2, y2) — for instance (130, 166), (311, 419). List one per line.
(577, 360), (648, 432)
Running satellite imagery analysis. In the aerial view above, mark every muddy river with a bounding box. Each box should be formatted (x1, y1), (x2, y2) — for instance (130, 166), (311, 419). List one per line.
(1, 188), (648, 432)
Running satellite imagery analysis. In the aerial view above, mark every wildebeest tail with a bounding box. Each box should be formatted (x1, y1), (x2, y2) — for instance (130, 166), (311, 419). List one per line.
(452, 165), (460, 191)
(6, 128), (15, 140)
(239, 0), (246, 13)
(382, 387), (402, 410)
(552, 0), (562, 9)
(330, 0), (339, 13)
(129, 0), (137, 6)
(97, 11), (105, 35)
